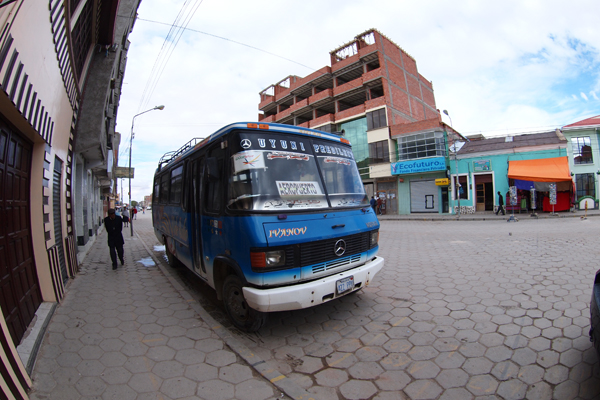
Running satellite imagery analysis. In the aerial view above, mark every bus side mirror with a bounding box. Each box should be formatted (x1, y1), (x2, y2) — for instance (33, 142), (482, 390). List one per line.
(206, 157), (220, 180)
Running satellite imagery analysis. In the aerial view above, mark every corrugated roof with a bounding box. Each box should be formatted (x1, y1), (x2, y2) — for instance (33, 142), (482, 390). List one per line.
(458, 130), (566, 155)
(563, 115), (600, 128)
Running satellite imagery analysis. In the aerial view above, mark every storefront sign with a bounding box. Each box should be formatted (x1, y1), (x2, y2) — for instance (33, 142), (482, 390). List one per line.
(473, 160), (491, 172)
(509, 186), (517, 206)
(435, 178), (450, 186)
(549, 183), (557, 205)
(391, 157), (446, 175)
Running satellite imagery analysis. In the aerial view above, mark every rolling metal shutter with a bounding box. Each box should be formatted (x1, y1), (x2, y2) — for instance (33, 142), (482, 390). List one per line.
(410, 180), (438, 213)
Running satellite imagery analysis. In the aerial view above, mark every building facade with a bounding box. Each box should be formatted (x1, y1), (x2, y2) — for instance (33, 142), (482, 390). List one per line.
(454, 130), (569, 214)
(562, 115), (600, 210)
(258, 29), (441, 214)
(0, 1), (140, 398)
(388, 118), (465, 214)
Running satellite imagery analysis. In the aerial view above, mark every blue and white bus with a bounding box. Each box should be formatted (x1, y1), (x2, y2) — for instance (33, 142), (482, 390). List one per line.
(152, 122), (384, 331)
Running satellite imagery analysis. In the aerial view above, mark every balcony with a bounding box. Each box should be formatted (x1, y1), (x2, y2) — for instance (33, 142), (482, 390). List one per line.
(335, 104), (365, 121)
(332, 52), (360, 73)
(259, 114), (275, 122)
(365, 97), (387, 111)
(290, 66), (332, 92)
(259, 94), (275, 111)
(362, 67), (384, 85)
(289, 98), (309, 114)
(309, 113), (335, 128)
(308, 88), (333, 107)
(358, 42), (378, 59)
(333, 77), (363, 97)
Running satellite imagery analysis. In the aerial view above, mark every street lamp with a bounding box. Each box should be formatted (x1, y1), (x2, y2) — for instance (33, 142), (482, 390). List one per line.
(443, 110), (460, 219)
(129, 105), (164, 236)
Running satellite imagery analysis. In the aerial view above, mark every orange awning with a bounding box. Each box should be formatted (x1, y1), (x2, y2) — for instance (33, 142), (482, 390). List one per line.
(507, 157), (571, 182)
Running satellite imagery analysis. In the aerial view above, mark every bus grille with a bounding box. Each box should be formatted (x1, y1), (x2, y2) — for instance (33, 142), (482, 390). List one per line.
(299, 231), (370, 269)
(311, 254), (362, 274)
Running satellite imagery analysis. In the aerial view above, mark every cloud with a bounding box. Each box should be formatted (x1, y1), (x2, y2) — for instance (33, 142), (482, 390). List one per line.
(581, 92), (589, 101)
(116, 0), (600, 201)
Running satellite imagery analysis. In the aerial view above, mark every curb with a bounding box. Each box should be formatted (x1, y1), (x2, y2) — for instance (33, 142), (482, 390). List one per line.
(134, 230), (314, 400)
(377, 211), (599, 222)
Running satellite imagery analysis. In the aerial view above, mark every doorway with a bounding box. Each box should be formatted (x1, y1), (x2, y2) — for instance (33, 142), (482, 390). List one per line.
(475, 174), (494, 211)
(0, 123), (42, 344)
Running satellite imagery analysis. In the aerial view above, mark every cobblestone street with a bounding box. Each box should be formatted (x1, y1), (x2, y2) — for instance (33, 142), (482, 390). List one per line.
(158, 216), (600, 399)
(31, 213), (600, 399)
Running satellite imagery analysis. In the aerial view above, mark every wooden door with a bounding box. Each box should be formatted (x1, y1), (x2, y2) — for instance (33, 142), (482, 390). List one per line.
(0, 124), (41, 344)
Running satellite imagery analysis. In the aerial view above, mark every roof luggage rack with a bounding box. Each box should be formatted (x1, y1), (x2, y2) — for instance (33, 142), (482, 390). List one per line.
(158, 137), (203, 170)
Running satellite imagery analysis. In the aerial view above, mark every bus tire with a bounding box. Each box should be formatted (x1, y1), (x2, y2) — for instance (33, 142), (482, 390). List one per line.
(222, 275), (266, 332)
(164, 238), (181, 268)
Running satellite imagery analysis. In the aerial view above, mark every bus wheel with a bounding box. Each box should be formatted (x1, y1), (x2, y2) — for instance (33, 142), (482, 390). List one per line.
(222, 275), (266, 332)
(164, 238), (181, 268)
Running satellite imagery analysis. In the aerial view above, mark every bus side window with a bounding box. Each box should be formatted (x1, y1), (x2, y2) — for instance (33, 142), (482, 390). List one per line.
(160, 173), (170, 204)
(153, 178), (160, 204)
(204, 148), (225, 214)
(169, 165), (184, 205)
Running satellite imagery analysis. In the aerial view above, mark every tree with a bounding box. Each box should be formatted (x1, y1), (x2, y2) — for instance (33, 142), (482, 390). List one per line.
(131, 200), (138, 207)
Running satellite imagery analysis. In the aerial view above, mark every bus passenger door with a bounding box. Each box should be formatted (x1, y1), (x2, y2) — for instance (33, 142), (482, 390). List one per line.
(190, 158), (207, 277)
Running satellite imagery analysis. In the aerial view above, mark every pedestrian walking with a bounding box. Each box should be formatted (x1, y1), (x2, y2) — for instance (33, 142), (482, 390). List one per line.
(370, 196), (377, 212)
(496, 191), (505, 215)
(132, 206), (138, 220)
(122, 207), (130, 227)
(376, 197), (383, 215)
(104, 208), (124, 270)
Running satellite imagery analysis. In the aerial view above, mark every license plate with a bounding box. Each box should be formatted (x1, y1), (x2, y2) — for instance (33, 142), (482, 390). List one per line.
(336, 276), (354, 295)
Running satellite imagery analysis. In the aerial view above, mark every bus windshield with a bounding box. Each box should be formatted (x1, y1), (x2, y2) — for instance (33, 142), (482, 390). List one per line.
(227, 131), (368, 211)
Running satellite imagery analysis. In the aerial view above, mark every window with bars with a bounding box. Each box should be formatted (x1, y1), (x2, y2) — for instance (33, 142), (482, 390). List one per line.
(572, 136), (593, 164)
(70, 0), (82, 16)
(575, 173), (595, 198)
(71, 0), (93, 80)
(398, 131), (446, 161)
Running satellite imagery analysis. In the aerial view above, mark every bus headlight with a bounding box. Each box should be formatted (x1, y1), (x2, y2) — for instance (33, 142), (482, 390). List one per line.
(369, 230), (379, 249)
(251, 250), (286, 269)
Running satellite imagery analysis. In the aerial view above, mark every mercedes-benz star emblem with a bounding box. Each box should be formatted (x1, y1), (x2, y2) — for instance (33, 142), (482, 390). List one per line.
(334, 239), (346, 257)
(240, 139), (252, 149)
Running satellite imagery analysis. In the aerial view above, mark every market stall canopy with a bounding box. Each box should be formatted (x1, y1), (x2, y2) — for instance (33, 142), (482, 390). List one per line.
(508, 157), (571, 182)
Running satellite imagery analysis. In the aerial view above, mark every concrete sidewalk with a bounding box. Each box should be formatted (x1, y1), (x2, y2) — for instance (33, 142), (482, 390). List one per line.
(28, 213), (299, 400)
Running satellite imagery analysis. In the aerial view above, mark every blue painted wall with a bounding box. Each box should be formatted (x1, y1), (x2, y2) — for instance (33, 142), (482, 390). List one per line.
(450, 148), (568, 212)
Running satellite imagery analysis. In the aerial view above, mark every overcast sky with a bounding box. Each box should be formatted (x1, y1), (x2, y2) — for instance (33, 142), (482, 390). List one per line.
(114, 0), (600, 203)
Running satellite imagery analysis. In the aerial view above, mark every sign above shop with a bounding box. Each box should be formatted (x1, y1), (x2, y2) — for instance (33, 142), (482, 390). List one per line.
(391, 157), (446, 175)
(435, 178), (450, 186)
(473, 160), (491, 172)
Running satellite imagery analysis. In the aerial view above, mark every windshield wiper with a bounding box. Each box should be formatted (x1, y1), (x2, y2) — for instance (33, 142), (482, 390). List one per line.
(228, 194), (260, 206)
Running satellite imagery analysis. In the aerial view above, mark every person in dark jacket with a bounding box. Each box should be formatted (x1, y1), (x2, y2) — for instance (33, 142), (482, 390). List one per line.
(370, 196), (377, 212)
(104, 208), (124, 270)
(496, 191), (505, 215)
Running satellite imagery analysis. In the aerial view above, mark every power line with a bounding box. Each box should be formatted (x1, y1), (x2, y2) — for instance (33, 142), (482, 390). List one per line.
(138, 1), (204, 112)
(136, 17), (316, 71)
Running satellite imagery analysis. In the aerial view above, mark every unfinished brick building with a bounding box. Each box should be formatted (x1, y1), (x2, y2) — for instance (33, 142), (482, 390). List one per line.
(259, 29), (456, 215)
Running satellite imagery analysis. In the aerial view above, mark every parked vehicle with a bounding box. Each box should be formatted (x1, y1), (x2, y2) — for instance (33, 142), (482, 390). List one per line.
(590, 270), (600, 359)
(152, 122), (384, 331)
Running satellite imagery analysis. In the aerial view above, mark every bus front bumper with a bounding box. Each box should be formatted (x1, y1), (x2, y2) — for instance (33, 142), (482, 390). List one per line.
(242, 256), (384, 313)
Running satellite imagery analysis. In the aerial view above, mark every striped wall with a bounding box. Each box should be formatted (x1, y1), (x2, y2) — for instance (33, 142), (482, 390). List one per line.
(1, 1), (81, 398)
